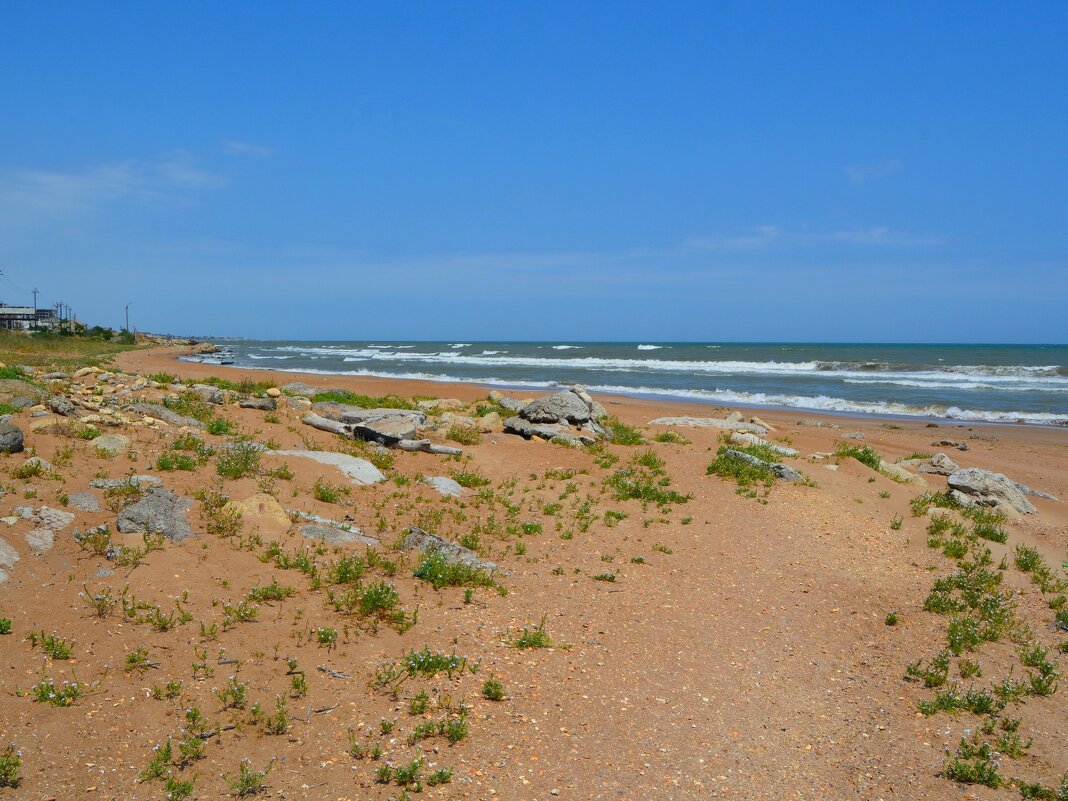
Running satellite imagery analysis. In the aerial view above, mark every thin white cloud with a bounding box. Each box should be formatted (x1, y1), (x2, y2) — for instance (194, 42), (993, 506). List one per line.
(0, 152), (222, 231)
(220, 140), (275, 158)
(842, 159), (903, 184)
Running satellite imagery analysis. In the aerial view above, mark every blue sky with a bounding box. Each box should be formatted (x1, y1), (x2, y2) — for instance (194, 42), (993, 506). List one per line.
(1, 1), (1065, 342)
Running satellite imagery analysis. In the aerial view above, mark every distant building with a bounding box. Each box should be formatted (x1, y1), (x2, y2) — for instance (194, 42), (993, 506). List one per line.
(0, 304), (59, 330)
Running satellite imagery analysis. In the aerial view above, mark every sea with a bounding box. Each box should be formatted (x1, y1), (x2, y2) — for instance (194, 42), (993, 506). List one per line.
(186, 342), (1068, 427)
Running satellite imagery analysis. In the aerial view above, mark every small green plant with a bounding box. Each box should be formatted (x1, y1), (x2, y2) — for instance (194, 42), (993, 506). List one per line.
(884, 612), (898, 626)
(653, 430), (690, 444)
(230, 759), (269, 796)
(414, 550), (501, 591)
(889, 515), (903, 531)
(446, 424), (481, 445)
(138, 739), (173, 783)
(313, 476), (343, 503)
(942, 735), (1002, 788)
(834, 442), (882, 471)
(216, 677), (249, 709)
(604, 417), (644, 445)
(29, 631), (72, 660)
(482, 676), (505, 701)
(512, 616), (554, 649)
(316, 627), (338, 649)
(164, 776), (195, 800)
(0, 618), (10, 635)
(216, 441), (262, 479)
(0, 745), (20, 788)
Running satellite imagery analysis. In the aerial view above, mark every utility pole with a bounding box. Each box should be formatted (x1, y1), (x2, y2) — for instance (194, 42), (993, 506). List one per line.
(32, 288), (39, 313)
(125, 302), (131, 334)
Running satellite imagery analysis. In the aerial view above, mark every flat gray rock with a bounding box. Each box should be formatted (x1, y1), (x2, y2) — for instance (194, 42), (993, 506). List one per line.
(352, 416), (421, 445)
(268, 450), (385, 485)
(0, 536), (20, 583)
(877, 459), (927, 486)
(947, 468), (1037, 515)
(25, 529), (54, 553)
(68, 492), (102, 512)
(34, 506), (75, 531)
(422, 476), (464, 497)
(125, 402), (206, 429)
(722, 449), (804, 482)
(403, 526), (501, 572)
(239, 397), (277, 410)
(503, 416), (597, 446)
(90, 475), (162, 489)
(0, 421), (24, 454)
(650, 416), (769, 436)
(93, 434), (130, 456)
(728, 431), (798, 457)
(117, 488), (195, 541)
(299, 523), (379, 546)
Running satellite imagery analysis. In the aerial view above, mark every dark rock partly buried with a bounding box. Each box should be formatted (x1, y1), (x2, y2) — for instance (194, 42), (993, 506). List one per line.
(503, 416), (598, 446)
(0, 421), (25, 454)
(117, 488), (195, 541)
(402, 526), (502, 573)
(239, 397), (277, 411)
(0, 378), (47, 408)
(49, 395), (76, 416)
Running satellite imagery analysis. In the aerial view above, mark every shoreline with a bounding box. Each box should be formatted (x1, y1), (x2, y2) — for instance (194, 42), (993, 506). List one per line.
(117, 346), (1068, 445)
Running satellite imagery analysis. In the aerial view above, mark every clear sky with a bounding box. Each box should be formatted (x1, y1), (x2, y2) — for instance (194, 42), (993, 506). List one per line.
(1, 1), (1065, 342)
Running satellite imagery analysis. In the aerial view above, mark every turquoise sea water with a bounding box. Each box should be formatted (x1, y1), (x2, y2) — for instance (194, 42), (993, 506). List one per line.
(188, 342), (1068, 426)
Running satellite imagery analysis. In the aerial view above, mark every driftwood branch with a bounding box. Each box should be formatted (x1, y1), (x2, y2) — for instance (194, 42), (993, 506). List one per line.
(302, 413), (353, 437)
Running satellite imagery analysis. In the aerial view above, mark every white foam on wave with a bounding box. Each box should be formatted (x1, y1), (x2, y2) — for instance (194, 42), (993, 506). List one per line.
(270, 345), (1067, 384)
(637, 345), (663, 350)
(226, 362), (1067, 426)
(843, 378), (1068, 392)
(551, 345), (582, 350)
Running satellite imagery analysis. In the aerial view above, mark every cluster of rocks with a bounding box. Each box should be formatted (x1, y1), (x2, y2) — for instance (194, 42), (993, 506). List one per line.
(501, 386), (609, 446)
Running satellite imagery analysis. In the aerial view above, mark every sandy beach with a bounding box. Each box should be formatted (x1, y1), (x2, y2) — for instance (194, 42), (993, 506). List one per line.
(0, 343), (1065, 800)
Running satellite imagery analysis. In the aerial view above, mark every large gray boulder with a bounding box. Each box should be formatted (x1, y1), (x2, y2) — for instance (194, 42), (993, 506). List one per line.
(192, 384), (225, 404)
(403, 526), (501, 572)
(947, 468), (1037, 515)
(280, 382), (326, 397)
(117, 488), (195, 541)
(0, 378), (46, 408)
(919, 452), (960, 476)
(0, 421), (24, 454)
(48, 395), (76, 416)
(520, 388), (593, 425)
